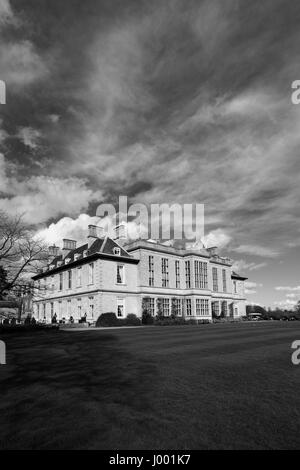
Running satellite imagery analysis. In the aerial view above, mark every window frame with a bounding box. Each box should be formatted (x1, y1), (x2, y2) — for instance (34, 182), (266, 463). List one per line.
(116, 264), (125, 284)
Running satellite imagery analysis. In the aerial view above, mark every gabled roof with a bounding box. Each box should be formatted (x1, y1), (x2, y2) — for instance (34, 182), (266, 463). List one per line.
(32, 236), (138, 280)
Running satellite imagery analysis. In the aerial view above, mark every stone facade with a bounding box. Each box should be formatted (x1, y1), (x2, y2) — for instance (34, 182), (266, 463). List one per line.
(32, 227), (247, 323)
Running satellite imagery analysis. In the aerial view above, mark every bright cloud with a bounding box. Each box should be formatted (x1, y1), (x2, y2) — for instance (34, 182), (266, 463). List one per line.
(202, 228), (231, 249)
(0, 155), (103, 223)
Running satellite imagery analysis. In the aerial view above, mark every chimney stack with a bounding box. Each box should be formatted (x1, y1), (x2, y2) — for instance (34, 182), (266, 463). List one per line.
(62, 239), (77, 254)
(48, 245), (59, 261)
(88, 224), (105, 248)
(63, 238), (76, 251)
(113, 223), (127, 246)
(207, 246), (218, 256)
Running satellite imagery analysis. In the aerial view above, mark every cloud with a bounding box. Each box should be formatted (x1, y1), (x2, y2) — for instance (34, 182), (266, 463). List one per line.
(48, 114), (60, 124)
(245, 281), (263, 295)
(0, 40), (48, 88)
(275, 286), (300, 292)
(0, 0), (299, 310)
(0, 0), (14, 28)
(232, 245), (279, 258)
(233, 259), (267, 272)
(0, 154), (103, 223)
(273, 299), (297, 309)
(36, 214), (99, 246)
(17, 127), (41, 149)
(0, 119), (8, 144)
(286, 293), (300, 299)
(202, 229), (231, 249)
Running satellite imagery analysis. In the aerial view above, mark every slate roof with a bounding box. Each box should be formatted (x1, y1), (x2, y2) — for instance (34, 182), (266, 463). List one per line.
(32, 236), (137, 280)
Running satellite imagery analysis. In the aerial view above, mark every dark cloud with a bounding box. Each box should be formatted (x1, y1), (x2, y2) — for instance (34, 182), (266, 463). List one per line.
(1, 0), (300, 306)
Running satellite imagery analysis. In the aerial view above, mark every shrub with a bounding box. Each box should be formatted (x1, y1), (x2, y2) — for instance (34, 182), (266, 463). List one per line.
(125, 314), (141, 326)
(96, 312), (120, 327)
(186, 319), (197, 325)
(155, 316), (187, 326)
(142, 310), (154, 325)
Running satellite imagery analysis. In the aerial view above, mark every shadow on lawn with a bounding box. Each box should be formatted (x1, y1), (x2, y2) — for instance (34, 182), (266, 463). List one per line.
(0, 330), (159, 450)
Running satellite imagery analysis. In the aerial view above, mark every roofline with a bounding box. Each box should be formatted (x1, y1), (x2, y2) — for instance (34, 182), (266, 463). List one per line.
(126, 243), (211, 259)
(32, 252), (139, 280)
(231, 273), (248, 280)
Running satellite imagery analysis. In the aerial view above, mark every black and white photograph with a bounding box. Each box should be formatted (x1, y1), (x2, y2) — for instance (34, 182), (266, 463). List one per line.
(0, 0), (300, 457)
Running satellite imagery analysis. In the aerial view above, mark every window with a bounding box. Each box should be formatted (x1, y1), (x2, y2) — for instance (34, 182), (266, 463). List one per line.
(173, 298), (182, 316)
(186, 298), (192, 316)
(175, 260), (180, 288)
(194, 261), (208, 289)
(58, 301), (62, 319)
(88, 263), (94, 284)
(149, 256), (154, 286)
(114, 247), (121, 256)
(37, 304), (40, 318)
(51, 276), (55, 291)
(212, 301), (220, 316)
(221, 301), (228, 317)
(68, 270), (72, 289)
(59, 273), (63, 291)
(196, 299), (210, 316)
(77, 267), (82, 287)
(50, 302), (54, 318)
(77, 298), (82, 318)
(89, 296), (94, 319)
(67, 300), (71, 316)
(162, 298), (170, 316)
(233, 280), (237, 293)
(185, 261), (191, 288)
(43, 303), (46, 319)
(212, 267), (218, 292)
(117, 265), (124, 284)
(162, 258), (169, 287)
(222, 269), (227, 292)
(148, 298), (155, 316)
(117, 298), (125, 317)
(143, 297), (155, 316)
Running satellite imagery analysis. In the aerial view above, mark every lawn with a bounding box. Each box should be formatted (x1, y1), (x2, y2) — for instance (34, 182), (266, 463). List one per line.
(1, 322), (300, 450)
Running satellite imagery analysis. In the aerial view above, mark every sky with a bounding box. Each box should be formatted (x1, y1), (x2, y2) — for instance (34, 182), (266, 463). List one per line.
(0, 0), (299, 309)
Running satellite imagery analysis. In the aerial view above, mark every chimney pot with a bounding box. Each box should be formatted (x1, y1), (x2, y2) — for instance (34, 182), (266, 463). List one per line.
(48, 245), (59, 257)
(62, 239), (77, 251)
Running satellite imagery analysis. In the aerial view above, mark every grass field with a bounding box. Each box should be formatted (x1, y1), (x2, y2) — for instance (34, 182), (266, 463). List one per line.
(1, 322), (300, 450)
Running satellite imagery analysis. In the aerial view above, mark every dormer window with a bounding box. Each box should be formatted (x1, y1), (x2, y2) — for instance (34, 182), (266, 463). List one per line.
(113, 247), (121, 256)
(74, 253), (80, 261)
(65, 258), (71, 264)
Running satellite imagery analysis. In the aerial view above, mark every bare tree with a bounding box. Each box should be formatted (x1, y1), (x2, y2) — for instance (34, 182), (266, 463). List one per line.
(0, 210), (49, 299)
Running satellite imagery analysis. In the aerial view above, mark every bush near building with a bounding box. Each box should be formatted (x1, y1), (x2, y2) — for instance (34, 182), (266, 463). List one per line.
(95, 312), (141, 327)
